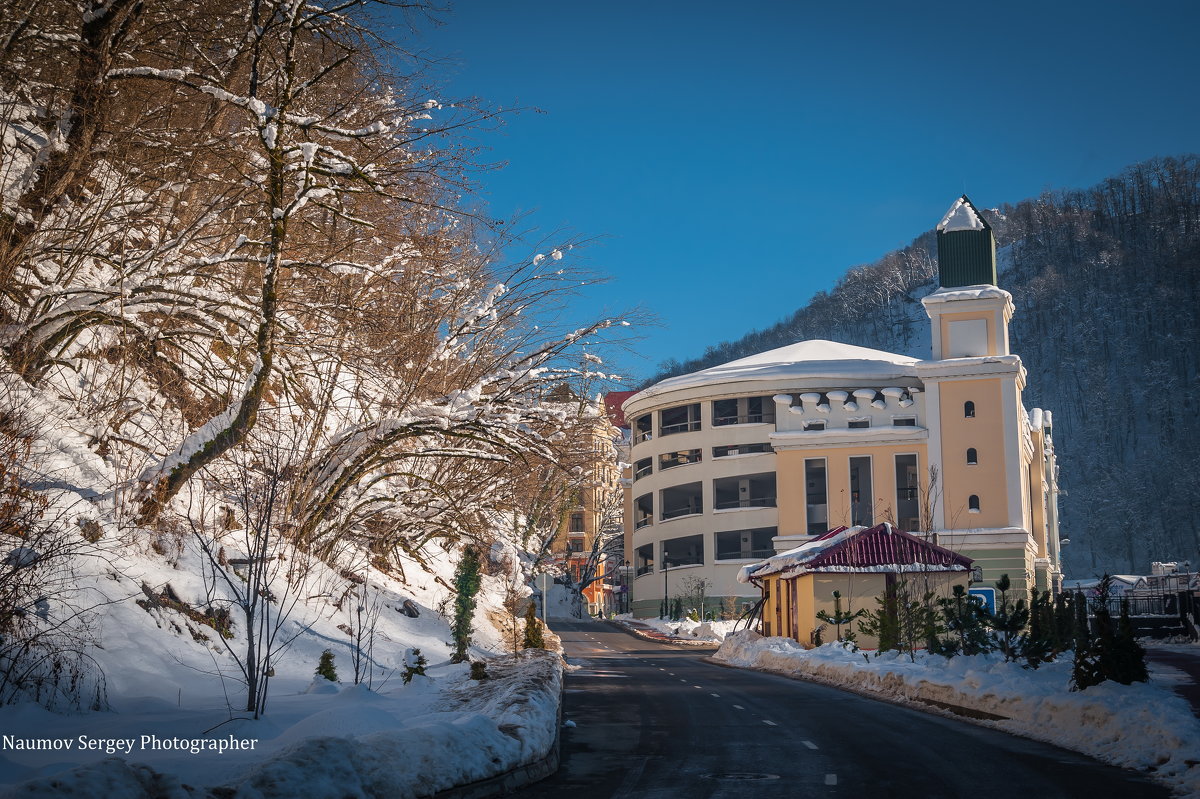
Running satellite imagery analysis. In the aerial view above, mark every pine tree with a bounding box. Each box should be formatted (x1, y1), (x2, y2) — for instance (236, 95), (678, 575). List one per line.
(858, 580), (901, 653)
(936, 584), (992, 657)
(450, 546), (482, 663)
(990, 574), (1030, 662)
(402, 648), (428, 684)
(523, 601), (545, 649)
(816, 590), (865, 644)
(1112, 596), (1149, 684)
(1022, 588), (1054, 669)
(315, 649), (338, 682)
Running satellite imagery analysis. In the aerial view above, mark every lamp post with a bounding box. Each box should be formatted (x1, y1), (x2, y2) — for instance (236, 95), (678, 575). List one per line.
(661, 550), (670, 619)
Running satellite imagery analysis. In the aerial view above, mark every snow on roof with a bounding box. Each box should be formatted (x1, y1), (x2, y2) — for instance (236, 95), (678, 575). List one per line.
(937, 195), (989, 232)
(628, 340), (919, 407)
(922, 284), (1011, 304)
(738, 523), (972, 583)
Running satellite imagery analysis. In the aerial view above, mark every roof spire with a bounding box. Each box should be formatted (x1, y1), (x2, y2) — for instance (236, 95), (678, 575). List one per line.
(935, 195), (997, 287)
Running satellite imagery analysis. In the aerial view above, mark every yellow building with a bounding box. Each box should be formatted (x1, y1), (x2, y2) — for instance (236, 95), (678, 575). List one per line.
(546, 392), (623, 615)
(622, 196), (1063, 619)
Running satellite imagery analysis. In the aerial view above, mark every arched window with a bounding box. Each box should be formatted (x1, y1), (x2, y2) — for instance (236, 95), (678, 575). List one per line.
(964, 401), (976, 418)
(966, 448), (978, 465)
(968, 494), (980, 512)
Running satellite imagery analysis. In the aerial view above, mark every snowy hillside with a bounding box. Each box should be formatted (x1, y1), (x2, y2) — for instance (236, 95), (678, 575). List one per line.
(0, 2), (611, 795)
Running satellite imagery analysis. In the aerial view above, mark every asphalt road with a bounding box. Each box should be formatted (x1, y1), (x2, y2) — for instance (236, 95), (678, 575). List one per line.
(514, 617), (1171, 799)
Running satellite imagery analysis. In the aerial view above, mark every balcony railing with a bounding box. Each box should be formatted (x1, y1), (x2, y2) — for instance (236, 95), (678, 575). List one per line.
(714, 496), (777, 510)
(634, 516), (652, 529)
(713, 413), (775, 426)
(661, 504), (702, 520)
(716, 548), (776, 561)
(660, 420), (700, 436)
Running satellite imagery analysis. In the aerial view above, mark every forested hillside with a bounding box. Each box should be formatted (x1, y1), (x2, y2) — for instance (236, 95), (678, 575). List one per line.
(650, 157), (1200, 577)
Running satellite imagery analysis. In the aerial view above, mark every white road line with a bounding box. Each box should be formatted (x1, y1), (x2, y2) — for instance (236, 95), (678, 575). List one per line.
(733, 705), (744, 710)
(825, 774), (837, 785)
(658, 668), (665, 671)
(710, 693), (720, 698)
(763, 720), (777, 726)
(667, 672), (674, 676)
(802, 740), (818, 750)
(693, 685), (702, 689)
(679, 679), (686, 682)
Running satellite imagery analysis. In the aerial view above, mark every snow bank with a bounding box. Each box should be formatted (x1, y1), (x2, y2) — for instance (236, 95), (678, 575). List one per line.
(4, 651), (562, 799)
(617, 615), (743, 643)
(714, 631), (1200, 796)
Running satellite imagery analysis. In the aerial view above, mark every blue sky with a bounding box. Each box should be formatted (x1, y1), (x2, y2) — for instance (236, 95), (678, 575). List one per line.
(411, 1), (1199, 383)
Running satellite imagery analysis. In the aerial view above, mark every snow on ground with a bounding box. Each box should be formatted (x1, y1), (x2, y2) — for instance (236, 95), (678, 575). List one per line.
(616, 615), (743, 643)
(0, 375), (562, 798)
(715, 631), (1200, 796)
(3, 650), (561, 799)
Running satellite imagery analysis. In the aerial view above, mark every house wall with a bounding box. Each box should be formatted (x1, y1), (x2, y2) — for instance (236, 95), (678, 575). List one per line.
(775, 443), (929, 536)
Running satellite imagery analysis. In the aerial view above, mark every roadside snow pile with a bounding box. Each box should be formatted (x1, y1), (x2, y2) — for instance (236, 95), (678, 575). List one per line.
(617, 615), (743, 642)
(715, 631), (1200, 796)
(4, 650), (562, 799)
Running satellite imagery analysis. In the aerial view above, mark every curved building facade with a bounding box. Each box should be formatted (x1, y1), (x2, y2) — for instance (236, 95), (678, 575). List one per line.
(623, 196), (1064, 619)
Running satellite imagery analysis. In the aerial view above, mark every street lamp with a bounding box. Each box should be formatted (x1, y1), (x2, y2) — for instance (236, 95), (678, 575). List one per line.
(661, 549), (671, 619)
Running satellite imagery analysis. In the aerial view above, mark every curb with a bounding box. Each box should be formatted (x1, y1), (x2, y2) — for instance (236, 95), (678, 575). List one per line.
(431, 661), (564, 799)
(701, 655), (1009, 722)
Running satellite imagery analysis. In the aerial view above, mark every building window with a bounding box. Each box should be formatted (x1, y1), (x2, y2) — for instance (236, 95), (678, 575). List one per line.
(659, 449), (701, 470)
(662, 534), (703, 568)
(568, 539), (584, 553)
(895, 454), (920, 531)
(715, 527), (777, 560)
(712, 395), (775, 426)
(634, 414), (652, 444)
(661, 481), (702, 520)
(849, 456), (873, 526)
(713, 472), (776, 510)
(660, 403), (701, 436)
(964, 401), (976, 418)
(713, 442), (771, 458)
(635, 543), (654, 577)
(635, 493), (653, 529)
(805, 458), (827, 534)
(894, 417), (916, 427)
(803, 421), (826, 431)
(848, 419), (870, 429)
(634, 457), (652, 481)
(968, 494), (981, 513)
(568, 512), (585, 532)
(966, 447), (978, 466)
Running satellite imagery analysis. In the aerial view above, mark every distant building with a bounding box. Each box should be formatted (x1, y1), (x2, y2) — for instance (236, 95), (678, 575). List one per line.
(622, 196), (1064, 621)
(546, 391), (623, 616)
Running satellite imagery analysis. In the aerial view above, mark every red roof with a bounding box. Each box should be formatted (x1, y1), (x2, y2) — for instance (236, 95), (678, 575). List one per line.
(603, 391), (637, 428)
(803, 523), (973, 573)
(743, 523), (973, 582)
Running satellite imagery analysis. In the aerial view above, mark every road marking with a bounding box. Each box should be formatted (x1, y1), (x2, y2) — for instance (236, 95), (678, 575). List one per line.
(659, 668), (665, 671)
(667, 672), (674, 676)
(802, 740), (818, 750)
(693, 685), (702, 689)
(825, 774), (837, 785)
(733, 705), (744, 710)
(679, 679), (686, 682)
(763, 720), (777, 726)
(710, 693), (720, 698)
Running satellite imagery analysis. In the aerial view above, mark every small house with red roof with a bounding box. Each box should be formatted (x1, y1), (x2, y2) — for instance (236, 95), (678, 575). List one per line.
(738, 522), (973, 647)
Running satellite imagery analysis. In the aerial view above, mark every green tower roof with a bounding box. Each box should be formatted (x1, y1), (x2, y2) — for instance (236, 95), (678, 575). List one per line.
(935, 195), (997, 288)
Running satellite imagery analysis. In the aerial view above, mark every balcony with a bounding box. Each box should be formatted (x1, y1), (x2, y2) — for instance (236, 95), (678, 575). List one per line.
(713, 473), (777, 510)
(661, 481), (702, 520)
